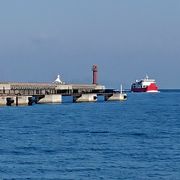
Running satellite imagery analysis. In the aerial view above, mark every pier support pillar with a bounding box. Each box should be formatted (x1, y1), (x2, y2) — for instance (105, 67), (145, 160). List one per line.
(0, 96), (32, 106)
(37, 94), (62, 104)
(0, 96), (8, 106)
(12, 96), (33, 106)
(105, 93), (127, 101)
(73, 94), (97, 103)
(13, 96), (33, 106)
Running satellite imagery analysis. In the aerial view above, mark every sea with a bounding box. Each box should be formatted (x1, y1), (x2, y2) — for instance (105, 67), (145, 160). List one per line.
(0, 90), (180, 180)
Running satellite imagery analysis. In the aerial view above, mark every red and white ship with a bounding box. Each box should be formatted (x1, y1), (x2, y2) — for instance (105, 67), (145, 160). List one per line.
(131, 75), (159, 93)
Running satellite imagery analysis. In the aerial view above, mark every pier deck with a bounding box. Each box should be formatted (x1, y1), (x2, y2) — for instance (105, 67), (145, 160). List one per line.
(0, 82), (105, 96)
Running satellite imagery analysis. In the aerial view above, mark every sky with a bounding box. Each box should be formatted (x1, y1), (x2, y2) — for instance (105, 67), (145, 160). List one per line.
(0, 0), (180, 89)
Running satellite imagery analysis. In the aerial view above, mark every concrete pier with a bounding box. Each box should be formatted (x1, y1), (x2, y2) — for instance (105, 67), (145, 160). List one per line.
(0, 81), (128, 106)
(73, 94), (97, 103)
(37, 94), (62, 104)
(105, 93), (127, 101)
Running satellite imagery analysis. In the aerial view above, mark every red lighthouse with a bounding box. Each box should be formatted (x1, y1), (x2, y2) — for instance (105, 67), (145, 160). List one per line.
(92, 65), (98, 84)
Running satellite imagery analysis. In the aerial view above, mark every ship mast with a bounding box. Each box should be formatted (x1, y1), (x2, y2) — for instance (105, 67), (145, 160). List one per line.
(120, 84), (123, 94)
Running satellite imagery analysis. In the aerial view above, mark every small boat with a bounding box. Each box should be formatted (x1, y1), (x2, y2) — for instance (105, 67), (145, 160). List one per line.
(131, 75), (159, 93)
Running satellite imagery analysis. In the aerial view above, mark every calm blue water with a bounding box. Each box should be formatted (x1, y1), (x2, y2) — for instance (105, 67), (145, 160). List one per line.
(0, 91), (180, 179)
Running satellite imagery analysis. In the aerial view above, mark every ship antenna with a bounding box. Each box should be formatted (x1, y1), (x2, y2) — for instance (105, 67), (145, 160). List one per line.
(146, 74), (149, 79)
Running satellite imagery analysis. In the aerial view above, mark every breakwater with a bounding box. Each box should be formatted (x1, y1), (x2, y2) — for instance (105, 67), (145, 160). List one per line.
(0, 82), (127, 106)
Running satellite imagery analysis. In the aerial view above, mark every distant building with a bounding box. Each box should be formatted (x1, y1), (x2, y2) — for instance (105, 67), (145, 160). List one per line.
(53, 74), (65, 84)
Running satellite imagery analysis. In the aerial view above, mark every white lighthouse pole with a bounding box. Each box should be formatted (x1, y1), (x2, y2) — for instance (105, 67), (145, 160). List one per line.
(120, 84), (123, 94)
